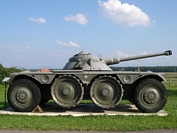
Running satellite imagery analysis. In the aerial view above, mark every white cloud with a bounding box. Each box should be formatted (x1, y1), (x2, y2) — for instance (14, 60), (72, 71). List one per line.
(54, 54), (64, 59)
(26, 46), (31, 49)
(29, 17), (47, 23)
(64, 13), (88, 25)
(27, 56), (32, 59)
(17, 55), (23, 58)
(98, 0), (152, 26)
(116, 50), (128, 57)
(56, 40), (80, 48)
(140, 51), (148, 55)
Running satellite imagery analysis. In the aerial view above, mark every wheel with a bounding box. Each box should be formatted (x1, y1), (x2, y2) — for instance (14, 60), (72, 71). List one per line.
(90, 76), (123, 109)
(134, 78), (167, 113)
(7, 79), (41, 112)
(51, 76), (84, 108)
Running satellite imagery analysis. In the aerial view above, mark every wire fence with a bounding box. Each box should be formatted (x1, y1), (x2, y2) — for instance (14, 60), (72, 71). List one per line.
(164, 73), (177, 88)
(165, 78), (177, 87)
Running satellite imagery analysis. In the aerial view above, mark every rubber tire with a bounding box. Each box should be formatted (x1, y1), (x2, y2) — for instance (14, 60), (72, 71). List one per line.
(134, 78), (167, 113)
(8, 79), (41, 112)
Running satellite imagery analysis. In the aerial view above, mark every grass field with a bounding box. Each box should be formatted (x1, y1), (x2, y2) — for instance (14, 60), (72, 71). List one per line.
(0, 73), (177, 131)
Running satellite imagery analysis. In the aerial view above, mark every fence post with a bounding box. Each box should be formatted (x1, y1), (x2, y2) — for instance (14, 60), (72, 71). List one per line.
(2, 77), (10, 110)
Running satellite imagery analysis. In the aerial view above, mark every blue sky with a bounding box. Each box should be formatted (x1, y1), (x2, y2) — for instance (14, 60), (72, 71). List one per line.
(0, 0), (176, 69)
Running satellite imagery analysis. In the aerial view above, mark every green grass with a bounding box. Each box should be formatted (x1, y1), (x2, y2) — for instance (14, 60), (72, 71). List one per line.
(0, 84), (7, 110)
(0, 73), (177, 131)
(0, 114), (177, 131)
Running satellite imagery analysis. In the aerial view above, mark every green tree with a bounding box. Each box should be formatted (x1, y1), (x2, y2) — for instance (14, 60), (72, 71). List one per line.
(0, 64), (21, 84)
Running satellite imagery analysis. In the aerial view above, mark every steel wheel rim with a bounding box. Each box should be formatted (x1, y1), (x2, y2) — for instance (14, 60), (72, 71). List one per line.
(13, 86), (32, 107)
(51, 76), (84, 108)
(140, 86), (161, 106)
(90, 76), (123, 109)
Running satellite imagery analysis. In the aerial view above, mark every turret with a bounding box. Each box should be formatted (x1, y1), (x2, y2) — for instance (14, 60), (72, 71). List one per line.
(63, 50), (172, 71)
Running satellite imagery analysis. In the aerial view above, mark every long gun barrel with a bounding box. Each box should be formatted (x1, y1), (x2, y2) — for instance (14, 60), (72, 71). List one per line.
(103, 50), (172, 65)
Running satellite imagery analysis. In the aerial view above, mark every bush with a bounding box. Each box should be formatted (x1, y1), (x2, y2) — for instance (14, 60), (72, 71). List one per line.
(0, 64), (21, 84)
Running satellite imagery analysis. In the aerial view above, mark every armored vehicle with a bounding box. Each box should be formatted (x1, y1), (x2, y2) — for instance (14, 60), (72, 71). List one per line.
(7, 50), (172, 113)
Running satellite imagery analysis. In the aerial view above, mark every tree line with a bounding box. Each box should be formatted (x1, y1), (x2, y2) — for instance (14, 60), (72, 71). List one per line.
(110, 66), (177, 72)
(0, 64), (21, 84)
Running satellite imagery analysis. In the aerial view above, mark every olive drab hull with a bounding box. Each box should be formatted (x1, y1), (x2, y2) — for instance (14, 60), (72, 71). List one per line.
(7, 50), (172, 113)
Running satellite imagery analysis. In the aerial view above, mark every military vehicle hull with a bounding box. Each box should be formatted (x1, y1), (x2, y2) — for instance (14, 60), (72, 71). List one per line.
(8, 70), (167, 113)
(7, 50), (172, 113)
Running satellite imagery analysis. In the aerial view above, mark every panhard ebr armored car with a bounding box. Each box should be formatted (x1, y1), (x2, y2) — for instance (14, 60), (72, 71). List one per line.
(7, 50), (172, 113)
